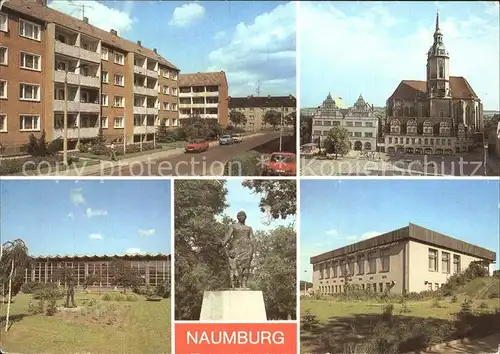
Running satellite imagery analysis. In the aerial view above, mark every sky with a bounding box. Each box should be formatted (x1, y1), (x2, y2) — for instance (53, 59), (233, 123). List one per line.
(300, 180), (500, 282)
(48, 0), (296, 97)
(299, 1), (500, 110)
(220, 179), (295, 232)
(1, 180), (171, 256)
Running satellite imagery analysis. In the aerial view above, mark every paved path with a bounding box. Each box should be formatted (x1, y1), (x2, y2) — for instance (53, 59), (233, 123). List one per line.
(79, 132), (281, 176)
(410, 332), (500, 353)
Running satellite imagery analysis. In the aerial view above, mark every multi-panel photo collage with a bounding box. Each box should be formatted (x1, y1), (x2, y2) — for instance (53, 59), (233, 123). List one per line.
(0, 1), (499, 353)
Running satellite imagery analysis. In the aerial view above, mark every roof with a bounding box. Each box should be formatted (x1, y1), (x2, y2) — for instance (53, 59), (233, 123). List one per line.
(31, 253), (170, 261)
(179, 71), (227, 87)
(228, 95), (296, 108)
(388, 77), (478, 100)
(310, 223), (496, 264)
(4, 0), (178, 70)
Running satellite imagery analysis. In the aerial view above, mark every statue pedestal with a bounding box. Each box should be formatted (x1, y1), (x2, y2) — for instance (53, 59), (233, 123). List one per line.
(199, 290), (267, 321)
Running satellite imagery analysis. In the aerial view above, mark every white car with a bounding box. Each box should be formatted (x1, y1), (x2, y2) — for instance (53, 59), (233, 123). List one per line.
(232, 134), (243, 143)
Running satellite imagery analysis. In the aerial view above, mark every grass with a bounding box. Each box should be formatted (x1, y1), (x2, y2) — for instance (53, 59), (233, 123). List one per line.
(79, 141), (187, 161)
(11, 159), (101, 176)
(1, 292), (171, 354)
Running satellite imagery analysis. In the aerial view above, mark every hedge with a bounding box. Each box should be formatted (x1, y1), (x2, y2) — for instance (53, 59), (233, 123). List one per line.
(79, 142), (162, 156)
(223, 150), (263, 176)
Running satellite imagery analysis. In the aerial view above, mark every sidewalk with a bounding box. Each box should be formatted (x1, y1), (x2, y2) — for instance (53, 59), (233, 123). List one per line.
(47, 133), (265, 176)
(407, 332), (500, 353)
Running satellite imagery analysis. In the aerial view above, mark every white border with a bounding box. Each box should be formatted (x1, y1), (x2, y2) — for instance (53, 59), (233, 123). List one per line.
(170, 180), (176, 353)
(295, 2), (301, 351)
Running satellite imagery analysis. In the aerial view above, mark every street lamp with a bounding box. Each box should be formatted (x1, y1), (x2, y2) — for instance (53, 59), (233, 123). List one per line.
(63, 63), (87, 165)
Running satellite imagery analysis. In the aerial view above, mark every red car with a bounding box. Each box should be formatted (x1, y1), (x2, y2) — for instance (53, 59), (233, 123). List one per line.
(263, 152), (296, 176)
(185, 139), (209, 153)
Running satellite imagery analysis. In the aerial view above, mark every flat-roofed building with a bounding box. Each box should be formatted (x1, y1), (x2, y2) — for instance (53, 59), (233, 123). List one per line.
(178, 71), (229, 128)
(310, 223), (496, 294)
(25, 253), (171, 288)
(228, 95), (296, 131)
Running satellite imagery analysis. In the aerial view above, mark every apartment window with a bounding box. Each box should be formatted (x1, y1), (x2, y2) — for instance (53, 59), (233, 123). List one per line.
(162, 70), (169, 78)
(172, 103), (177, 111)
(368, 251), (376, 273)
(113, 117), (124, 128)
(428, 249), (438, 271)
(0, 80), (6, 98)
(54, 88), (64, 100)
(162, 102), (169, 110)
(162, 85), (169, 94)
(0, 13), (7, 32)
(113, 96), (124, 107)
(101, 47), (109, 60)
(442, 252), (450, 274)
(19, 83), (40, 101)
(453, 255), (461, 274)
(102, 71), (109, 83)
(100, 117), (108, 128)
(20, 19), (41, 41)
(357, 254), (364, 274)
(0, 47), (7, 65)
(114, 52), (124, 65)
(172, 88), (178, 96)
(20, 52), (41, 71)
(0, 114), (6, 132)
(19, 115), (40, 131)
(171, 71), (177, 80)
(381, 249), (390, 272)
(114, 74), (124, 86)
(101, 94), (108, 106)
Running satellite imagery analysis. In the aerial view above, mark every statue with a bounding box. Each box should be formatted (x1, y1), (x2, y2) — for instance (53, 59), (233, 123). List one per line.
(222, 211), (255, 289)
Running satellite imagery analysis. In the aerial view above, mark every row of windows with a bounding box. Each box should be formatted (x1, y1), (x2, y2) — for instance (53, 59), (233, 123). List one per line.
(319, 282), (394, 294)
(314, 120), (375, 128)
(317, 249), (391, 280)
(0, 14), (41, 41)
(313, 130), (374, 138)
(0, 47), (42, 71)
(428, 249), (461, 274)
(387, 137), (454, 146)
(0, 81), (41, 101)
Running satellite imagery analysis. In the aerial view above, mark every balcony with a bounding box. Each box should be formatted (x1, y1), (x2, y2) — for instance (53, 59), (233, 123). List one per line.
(53, 100), (100, 113)
(53, 71), (100, 88)
(179, 91), (219, 98)
(53, 126), (99, 139)
(133, 126), (156, 135)
(179, 103), (218, 109)
(133, 65), (158, 78)
(133, 106), (148, 115)
(80, 102), (100, 113)
(80, 75), (100, 88)
(134, 85), (158, 97)
(54, 41), (100, 63)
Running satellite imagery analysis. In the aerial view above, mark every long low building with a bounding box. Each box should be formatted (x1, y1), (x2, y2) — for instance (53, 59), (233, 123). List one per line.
(25, 253), (171, 288)
(310, 223), (496, 294)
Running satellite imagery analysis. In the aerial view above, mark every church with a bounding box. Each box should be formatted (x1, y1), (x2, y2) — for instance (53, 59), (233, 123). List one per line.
(382, 12), (483, 155)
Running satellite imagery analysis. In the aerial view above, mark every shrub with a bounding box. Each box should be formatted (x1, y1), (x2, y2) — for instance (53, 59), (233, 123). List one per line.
(28, 300), (44, 315)
(478, 301), (489, 309)
(126, 294), (138, 301)
(25, 132), (50, 157)
(223, 150), (263, 176)
(22, 282), (41, 294)
(451, 295), (458, 303)
(0, 156), (62, 176)
(381, 304), (394, 322)
(102, 293), (112, 301)
(114, 293), (126, 301)
(46, 299), (57, 316)
(301, 309), (319, 331)
(32, 283), (65, 300)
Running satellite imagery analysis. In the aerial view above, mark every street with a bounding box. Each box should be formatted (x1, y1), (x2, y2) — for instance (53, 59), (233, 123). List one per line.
(301, 152), (493, 176)
(87, 132), (283, 176)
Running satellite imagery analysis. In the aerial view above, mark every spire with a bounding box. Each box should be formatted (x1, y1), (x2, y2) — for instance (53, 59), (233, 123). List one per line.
(435, 10), (440, 32)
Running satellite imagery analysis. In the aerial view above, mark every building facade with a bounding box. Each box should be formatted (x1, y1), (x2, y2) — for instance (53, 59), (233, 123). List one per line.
(178, 71), (229, 128)
(382, 12), (483, 156)
(310, 223), (496, 294)
(25, 253), (171, 288)
(228, 95), (296, 131)
(312, 93), (378, 151)
(0, 0), (179, 154)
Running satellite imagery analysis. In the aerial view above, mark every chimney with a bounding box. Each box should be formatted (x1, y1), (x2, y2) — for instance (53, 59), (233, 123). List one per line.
(83, 17), (89, 24)
(110, 29), (117, 36)
(137, 40), (142, 47)
(153, 48), (157, 54)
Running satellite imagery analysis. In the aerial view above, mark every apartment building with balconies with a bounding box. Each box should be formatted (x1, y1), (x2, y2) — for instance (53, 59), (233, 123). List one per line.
(178, 71), (228, 128)
(228, 95), (296, 131)
(311, 223), (496, 295)
(0, 0), (179, 152)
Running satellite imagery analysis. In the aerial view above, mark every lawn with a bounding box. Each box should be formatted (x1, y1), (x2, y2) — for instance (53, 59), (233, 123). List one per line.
(1, 292), (171, 354)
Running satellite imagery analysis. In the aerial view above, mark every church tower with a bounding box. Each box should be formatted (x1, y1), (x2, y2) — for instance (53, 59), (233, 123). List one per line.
(426, 11), (451, 99)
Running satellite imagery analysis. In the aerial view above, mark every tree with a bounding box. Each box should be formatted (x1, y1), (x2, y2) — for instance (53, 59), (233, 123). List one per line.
(229, 110), (247, 127)
(242, 180), (296, 220)
(300, 115), (313, 144)
(156, 118), (170, 143)
(252, 226), (296, 320)
(0, 239), (30, 332)
(263, 110), (281, 129)
(284, 111), (296, 126)
(324, 126), (351, 159)
(109, 260), (144, 293)
(181, 115), (222, 141)
(174, 180), (231, 320)
(26, 131), (50, 157)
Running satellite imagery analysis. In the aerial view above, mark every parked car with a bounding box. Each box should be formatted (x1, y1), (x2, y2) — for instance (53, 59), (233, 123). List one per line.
(185, 139), (209, 153)
(262, 152), (296, 176)
(219, 135), (233, 145)
(232, 133), (243, 143)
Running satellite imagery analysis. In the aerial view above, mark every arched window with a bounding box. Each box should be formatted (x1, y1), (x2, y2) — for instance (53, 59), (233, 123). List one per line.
(423, 120), (433, 135)
(407, 119), (417, 135)
(390, 119), (401, 134)
(439, 121), (450, 136)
